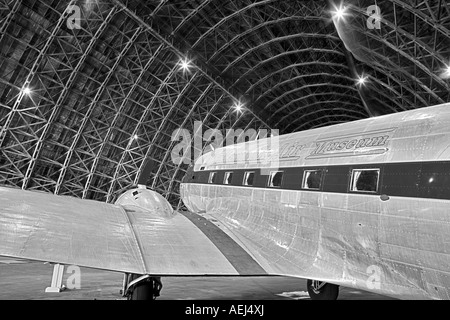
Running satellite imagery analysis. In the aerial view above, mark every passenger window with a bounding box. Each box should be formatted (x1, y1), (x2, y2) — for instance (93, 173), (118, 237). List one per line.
(302, 170), (323, 190)
(208, 172), (216, 184)
(224, 172), (234, 185)
(350, 169), (380, 193)
(268, 171), (283, 188)
(243, 171), (255, 186)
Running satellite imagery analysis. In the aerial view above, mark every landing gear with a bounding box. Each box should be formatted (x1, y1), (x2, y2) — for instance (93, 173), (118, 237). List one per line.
(123, 274), (163, 300)
(307, 279), (339, 300)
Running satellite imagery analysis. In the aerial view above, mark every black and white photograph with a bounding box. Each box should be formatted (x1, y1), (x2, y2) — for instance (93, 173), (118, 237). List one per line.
(0, 0), (449, 307)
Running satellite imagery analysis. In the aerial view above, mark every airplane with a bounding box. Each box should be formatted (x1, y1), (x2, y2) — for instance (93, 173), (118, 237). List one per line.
(1, 103), (450, 300)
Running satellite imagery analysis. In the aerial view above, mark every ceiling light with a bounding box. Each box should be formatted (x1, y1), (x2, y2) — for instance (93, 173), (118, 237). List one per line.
(357, 75), (368, 85)
(22, 87), (32, 95)
(179, 58), (192, 72)
(234, 101), (244, 112)
(442, 65), (450, 79)
(331, 4), (348, 21)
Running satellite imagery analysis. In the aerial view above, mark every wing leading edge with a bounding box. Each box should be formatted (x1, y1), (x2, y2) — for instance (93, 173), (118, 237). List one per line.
(0, 186), (266, 276)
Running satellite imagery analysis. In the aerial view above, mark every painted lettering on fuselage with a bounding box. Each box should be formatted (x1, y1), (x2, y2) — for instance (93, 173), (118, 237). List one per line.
(307, 129), (395, 159)
(202, 128), (396, 168)
(279, 142), (305, 160)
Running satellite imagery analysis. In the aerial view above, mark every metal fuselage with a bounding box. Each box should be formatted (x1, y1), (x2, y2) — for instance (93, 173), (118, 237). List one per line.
(180, 104), (450, 300)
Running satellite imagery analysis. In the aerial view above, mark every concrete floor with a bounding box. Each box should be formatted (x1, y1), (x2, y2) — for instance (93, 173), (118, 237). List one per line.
(0, 257), (394, 300)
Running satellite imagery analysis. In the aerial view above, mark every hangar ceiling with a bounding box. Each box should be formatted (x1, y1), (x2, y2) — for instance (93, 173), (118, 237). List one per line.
(0, 0), (449, 207)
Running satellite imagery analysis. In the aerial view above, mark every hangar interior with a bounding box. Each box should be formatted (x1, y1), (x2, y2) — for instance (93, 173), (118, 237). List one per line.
(0, 0), (449, 208)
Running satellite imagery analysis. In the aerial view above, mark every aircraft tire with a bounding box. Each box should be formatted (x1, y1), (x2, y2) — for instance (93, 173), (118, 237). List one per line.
(128, 281), (155, 300)
(127, 275), (162, 300)
(306, 279), (339, 300)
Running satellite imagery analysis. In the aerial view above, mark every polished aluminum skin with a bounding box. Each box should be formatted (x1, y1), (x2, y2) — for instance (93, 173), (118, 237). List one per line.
(181, 103), (450, 300)
(0, 187), (239, 276)
(1, 104), (450, 299)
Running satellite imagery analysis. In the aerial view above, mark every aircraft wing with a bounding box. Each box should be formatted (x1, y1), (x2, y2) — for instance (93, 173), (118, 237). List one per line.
(0, 186), (267, 276)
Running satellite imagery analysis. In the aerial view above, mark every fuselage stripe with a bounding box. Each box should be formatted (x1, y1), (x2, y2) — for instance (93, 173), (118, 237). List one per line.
(184, 161), (450, 201)
(180, 211), (268, 275)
